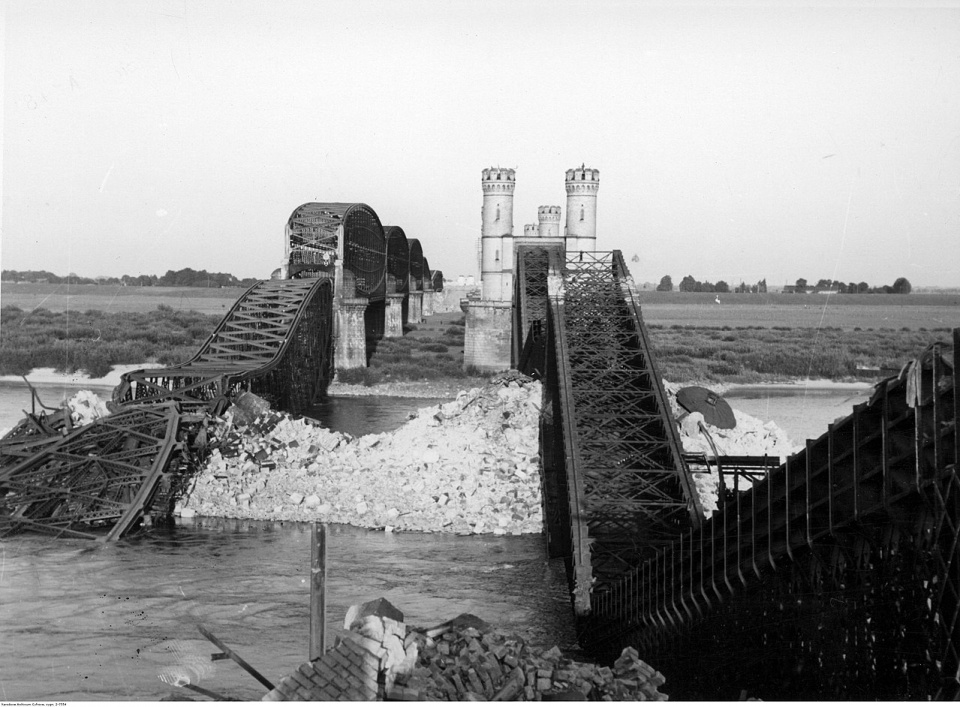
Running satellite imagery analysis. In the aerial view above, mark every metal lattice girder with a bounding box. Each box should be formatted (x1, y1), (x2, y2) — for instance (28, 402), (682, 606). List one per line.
(583, 332), (960, 700)
(547, 250), (702, 611)
(408, 239), (424, 291)
(515, 244), (563, 375)
(383, 226), (410, 294)
(286, 203), (386, 300)
(114, 278), (334, 415)
(0, 404), (180, 541)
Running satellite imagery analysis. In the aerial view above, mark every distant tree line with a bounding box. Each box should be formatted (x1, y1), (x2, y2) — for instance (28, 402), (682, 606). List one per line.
(655, 274), (912, 295)
(790, 277), (912, 294)
(657, 275), (767, 294)
(1, 268), (259, 288)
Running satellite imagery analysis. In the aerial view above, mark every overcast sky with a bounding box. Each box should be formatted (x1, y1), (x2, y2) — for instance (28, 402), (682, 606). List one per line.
(3, 0), (959, 287)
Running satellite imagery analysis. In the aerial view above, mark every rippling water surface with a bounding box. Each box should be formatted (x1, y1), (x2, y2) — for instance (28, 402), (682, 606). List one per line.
(0, 380), (869, 700)
(0, 521), (576, 701)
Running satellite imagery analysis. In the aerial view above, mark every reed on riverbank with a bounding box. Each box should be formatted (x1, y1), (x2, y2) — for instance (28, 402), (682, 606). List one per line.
(646, 323), (953, 384)
(3, 302), (954, 387)
(0, 305), (219, 378)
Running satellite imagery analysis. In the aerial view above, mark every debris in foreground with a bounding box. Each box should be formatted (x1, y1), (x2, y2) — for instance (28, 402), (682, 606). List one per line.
(262, 598), (668, 701)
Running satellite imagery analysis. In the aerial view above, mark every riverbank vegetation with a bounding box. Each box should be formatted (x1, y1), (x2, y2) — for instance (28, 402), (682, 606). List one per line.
(0, 305), (219, 378)
(336, 317), (486, 387)
(646, 324), (954, 384)
(1, 300), (955, 386)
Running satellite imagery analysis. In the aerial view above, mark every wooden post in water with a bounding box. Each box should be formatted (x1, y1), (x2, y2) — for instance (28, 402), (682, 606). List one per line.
(309, 522), (328, 662)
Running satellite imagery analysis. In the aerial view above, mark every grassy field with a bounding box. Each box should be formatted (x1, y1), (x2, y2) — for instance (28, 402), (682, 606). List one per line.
(0, 305), (220, 377)
(336, 314), (485, 387)
(1, 283), (957, 384)
(637, 291), (960, 330)
(1, 282), (247, 316)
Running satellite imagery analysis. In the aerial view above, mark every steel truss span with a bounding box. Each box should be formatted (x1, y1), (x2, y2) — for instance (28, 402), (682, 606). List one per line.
(581, 335), (959, 700)
(526, 248), (959, 698)
(408, 238), (424, 291)
(514, 245), (562, 376)
(287, 202), (386, 300)
(383, 226), (410, 294)
(114, 278), (334, 416)
(539, 251), (703, 614)
(0, 404), (181, 541)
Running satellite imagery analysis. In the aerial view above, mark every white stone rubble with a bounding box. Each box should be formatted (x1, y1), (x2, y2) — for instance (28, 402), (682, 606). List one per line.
(663, 380), (800, 514)
(180, 377), (545, 535)
(173, 377), (799, 531)
(66, 389), (112, 426)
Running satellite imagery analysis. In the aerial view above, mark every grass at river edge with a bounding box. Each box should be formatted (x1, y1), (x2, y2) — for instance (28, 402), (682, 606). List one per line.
(1, 302), (956, 395)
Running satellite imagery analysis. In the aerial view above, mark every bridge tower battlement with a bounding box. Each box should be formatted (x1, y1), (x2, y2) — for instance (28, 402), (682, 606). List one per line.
(538, 205), (562, 240)
(565, 165), (599, 254)
(480, 167), (516, 301)
(524, 223), (539, 237)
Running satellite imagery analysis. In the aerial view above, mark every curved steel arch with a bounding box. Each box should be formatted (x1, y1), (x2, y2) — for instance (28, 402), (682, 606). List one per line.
(408, 238), (424, 291)
(422, 257), (433, 292)
(287, 202), (386, 301)
(431, 270), (444, 292)
(383, 225), (410, 295)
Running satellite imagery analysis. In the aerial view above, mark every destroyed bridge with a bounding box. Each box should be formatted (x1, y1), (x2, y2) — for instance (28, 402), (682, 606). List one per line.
(1, 211), (958, 699)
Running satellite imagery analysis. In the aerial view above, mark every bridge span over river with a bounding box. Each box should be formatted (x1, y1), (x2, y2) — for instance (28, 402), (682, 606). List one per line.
(0, 217), (957, 699)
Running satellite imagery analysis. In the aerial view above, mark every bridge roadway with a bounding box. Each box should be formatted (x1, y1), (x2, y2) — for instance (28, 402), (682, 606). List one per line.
(516, 246), (959, 700)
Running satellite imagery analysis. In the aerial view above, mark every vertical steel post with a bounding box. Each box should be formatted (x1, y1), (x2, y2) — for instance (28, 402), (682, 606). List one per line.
(805, 439), (814, 548)
(853, 405), (861, 519)
(309, 522), (328, 662)
(827, 423), (835, 534)
(882, 384), (891, 511)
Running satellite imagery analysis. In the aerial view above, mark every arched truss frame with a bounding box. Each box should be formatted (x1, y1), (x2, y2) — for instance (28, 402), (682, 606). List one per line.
(422, 257), (433, 292)
(408, 238), (424, 291)
(287, 203), (386, 301)
(383, 226), (410, 295)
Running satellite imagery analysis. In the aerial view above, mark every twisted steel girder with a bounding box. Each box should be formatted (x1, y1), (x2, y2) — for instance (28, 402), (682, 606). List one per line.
(0, 404), (181, 541)
(114, 278), (334, 415)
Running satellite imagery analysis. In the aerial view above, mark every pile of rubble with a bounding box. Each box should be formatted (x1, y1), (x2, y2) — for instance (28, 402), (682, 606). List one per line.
(66, 389), (112, 426)
(662, 381), (799, 513)
(391, 618), (667, 701)
(264, 598), (668, 702)
(179, 375), (544, 535)
(663, 381), (797, 461)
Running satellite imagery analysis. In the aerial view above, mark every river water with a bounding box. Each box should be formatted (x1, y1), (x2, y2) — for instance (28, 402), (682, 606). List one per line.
(0, 379), (873, 701)
(0, 382), (578, 701)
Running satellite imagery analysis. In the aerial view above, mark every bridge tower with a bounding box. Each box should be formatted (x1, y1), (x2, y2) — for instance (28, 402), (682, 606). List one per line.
(538, 205), (562, 240)
(524, 223), (539, 238)
(480, 167), (516, 301)
(564, 165), (599, 254)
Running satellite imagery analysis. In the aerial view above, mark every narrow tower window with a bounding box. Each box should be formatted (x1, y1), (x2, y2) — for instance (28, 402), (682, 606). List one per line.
(496, 205), (500, 221)
(580, 206), (585, 221)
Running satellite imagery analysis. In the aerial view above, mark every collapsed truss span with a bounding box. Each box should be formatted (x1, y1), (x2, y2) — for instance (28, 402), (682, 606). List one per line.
(0, 404), (181, 541)
(114, 278), (334, 415)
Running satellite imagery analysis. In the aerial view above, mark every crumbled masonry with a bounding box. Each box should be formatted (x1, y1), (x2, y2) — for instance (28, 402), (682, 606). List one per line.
(264, 599), (668, 701)
(180, 375), (545, 534)
(65, 376), (797, 532)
